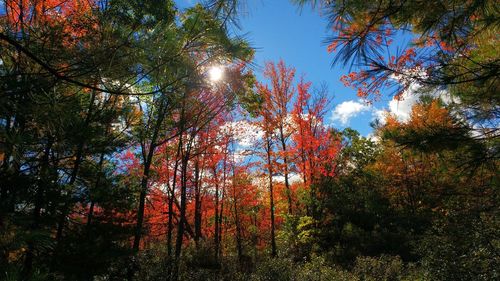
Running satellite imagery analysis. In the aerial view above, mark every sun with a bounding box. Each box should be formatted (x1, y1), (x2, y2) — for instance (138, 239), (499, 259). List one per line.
(208, 66), (224, 82)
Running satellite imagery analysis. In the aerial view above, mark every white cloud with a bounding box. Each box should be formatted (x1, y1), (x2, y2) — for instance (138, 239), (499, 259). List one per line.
(384, 69), (458, 123)
(332, 100), (371, 125)
(388, 83), (421, 122)
(331, 71), (458, 129)
(435, 89), (460, 105)
(385, 83), (455, 123)
(273, 173), (302, 184)
(372, 109), (388, 125)
(368, 134), (380, 143)
(330, 85), (425, 127)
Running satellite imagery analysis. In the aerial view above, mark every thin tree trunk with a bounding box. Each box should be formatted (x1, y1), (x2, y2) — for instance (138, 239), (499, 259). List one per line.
(213, 167), (220, 261)
(128, 145), (155, 281)
(232, 167), (243, 263)
(175, 153), (188, 258)
(168, 138), (182, 257)
(132, 99), (166, 253)
(172, 148), (189, 281)
(218, 184), (225, 259)
(308, 154), (318, 218)
(279, 127), (293, 215)
(193, 157), (202, 246)
(266, 137), (277, 257)
(133, 155), (152, 251)
(86, 150), (106, 233)
(218, 148), (228, 259)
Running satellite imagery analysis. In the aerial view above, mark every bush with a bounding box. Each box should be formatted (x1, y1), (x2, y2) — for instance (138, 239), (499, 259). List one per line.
(135, 245), (170, 281)
(352, 255), (428, 281)
(130, 242), (430, 281)
(251, 255), (360, 281)
(419, 210), (500, 281)
(296, 255), (358, 281)
(353, 255), (404, 281)
(183, 241), (220, 270)
(250, 258), (294, 281)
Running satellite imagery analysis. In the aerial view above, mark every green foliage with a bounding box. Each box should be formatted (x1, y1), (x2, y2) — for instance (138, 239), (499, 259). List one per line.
(135, 245), (171, 281)
(296, 255), (358, 281)
(296, 216), (319, 246)
(250, 258), (294, 281)
(351, 255), (429, 281)
(132, 244), (432, 281)
(2, 266), (50, 281)
(419, 207), (500, 281)
(183, 241), (220, 270)
(353, 255), (405, 281)
(309, 130), (419, 264)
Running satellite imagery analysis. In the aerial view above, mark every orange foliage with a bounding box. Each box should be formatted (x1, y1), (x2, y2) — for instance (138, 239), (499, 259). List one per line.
(4, 0), (97, 45)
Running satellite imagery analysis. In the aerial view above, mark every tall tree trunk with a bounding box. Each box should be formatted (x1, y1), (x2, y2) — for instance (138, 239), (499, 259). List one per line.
(133, 154), (152, 251)
(51, 89), (95, 271)
(86, 151), (106, 233)
(168, 138), (182, 258)
(132, 99), (166, 253)
(193, 157), (202, 246)
(128, 143), (156, 281)
(218, 183), (225, 259)
(308, 154), (318, 219)
(218, 148), (228, 259)
(279, 127), (293, 215)
(175, 153), (188, 258)
(172, 148), (189, 281)
(266, 138), (277, 257)
(83, 150), (104, 281)
(232, 168), (243, 263)
(213, 167), (220, 261)
(300, 147), (311, 216)
(170, 99), (187, 281)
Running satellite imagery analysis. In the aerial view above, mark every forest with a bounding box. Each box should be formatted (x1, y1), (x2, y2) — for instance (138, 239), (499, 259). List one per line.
(0, 0), (498, 280)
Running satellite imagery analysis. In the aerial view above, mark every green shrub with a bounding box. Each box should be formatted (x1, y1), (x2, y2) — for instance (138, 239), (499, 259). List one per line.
(352, 255), (428, 281)
(251, 258), (294, 281)
(353, 255), (404, 281)
(296, 255), (359, 281)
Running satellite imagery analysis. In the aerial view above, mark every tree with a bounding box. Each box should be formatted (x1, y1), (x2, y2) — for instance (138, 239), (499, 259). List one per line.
(374, 100), (499, 279)
(295, 0), (498, 123)
(256, 60), (296, 215)
(290, 80), (339, 216)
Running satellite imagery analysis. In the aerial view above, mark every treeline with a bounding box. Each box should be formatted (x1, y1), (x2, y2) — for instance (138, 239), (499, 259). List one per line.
(0, 0), (498, 281)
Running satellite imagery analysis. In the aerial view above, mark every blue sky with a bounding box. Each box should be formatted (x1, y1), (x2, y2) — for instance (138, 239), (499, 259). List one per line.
(180, 0), (417, 136)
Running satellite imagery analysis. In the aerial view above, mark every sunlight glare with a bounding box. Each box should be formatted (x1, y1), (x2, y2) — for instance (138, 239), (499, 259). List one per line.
(208, 66), (224, 82)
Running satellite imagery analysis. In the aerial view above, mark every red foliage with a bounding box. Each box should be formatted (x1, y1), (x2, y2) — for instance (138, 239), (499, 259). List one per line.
(4, 0), (97, 43)
(291, 79), (340, 186)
